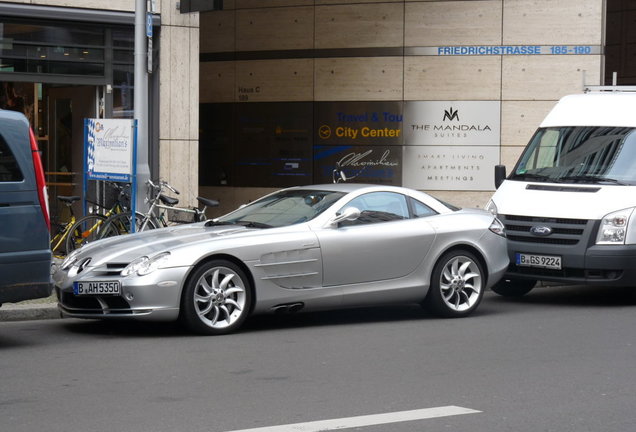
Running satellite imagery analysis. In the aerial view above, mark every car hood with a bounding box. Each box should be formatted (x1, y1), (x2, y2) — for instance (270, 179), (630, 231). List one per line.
(68, 222), (262, 266)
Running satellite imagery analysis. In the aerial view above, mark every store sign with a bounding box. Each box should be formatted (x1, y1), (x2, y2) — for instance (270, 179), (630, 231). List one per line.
(402, 101), (500, 191)
(402, 146), (499, 191)
(85, 118), (135, 182)
(404, 101), (500, 146)
(409, 45), (601, 56)
(315, 101), (404, 146)
(314, 102), (403, 185)
(314, 144), (402, 185)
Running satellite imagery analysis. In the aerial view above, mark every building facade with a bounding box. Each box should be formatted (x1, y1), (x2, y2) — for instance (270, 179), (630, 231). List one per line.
(2, 0), (633, 220)
(198, 0), (623, 214)
(0, 0), (199, 220)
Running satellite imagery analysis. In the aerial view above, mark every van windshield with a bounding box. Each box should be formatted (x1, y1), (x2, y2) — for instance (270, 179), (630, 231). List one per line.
(511, 126), (636, 185)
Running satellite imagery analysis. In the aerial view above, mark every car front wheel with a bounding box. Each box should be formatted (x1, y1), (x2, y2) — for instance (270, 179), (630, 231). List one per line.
(425, 250), (484, 318)
(180, 260), (252, 335)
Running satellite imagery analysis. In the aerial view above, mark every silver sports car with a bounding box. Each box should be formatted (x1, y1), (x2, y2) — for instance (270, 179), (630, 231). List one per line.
(54, 184), (508, 335)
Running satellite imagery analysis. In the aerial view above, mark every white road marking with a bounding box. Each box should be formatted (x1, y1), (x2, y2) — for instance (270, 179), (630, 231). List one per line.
(225, 405), (481, 432)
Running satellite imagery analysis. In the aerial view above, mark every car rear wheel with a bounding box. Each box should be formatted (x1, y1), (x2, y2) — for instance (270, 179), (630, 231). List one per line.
(491, 278), (536, 297)
(425, 250), (484, 318)
(180, 260), (252, 335)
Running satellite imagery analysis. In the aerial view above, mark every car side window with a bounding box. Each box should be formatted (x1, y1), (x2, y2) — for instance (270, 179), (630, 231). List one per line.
(0, 136), (23, 182)
(410, 198), (438, 218)
(339, 192), (409, 226)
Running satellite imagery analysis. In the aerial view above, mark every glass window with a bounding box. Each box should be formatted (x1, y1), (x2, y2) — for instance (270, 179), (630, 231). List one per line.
(513, 126), (636, 184)
(340, 192), (409, 225)
(410, 198), (437, 218)
(0, 136), (23, 182)
(217, 189), (345, 228)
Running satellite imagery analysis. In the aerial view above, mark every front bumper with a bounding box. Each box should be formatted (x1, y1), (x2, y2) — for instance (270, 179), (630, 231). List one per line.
(505, 244), (636, 286)
(55, 266), (190, 322)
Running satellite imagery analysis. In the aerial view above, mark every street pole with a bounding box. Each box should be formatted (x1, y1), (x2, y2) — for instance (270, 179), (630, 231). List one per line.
(134, 0), (151, 213)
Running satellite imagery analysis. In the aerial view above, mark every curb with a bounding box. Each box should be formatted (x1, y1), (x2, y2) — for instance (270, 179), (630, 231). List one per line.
(0, 303), (61, 322)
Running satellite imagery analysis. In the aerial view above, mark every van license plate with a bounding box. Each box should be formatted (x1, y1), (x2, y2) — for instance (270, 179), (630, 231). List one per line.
(73, 281), (121, 296)
(516, 253), (562, 270)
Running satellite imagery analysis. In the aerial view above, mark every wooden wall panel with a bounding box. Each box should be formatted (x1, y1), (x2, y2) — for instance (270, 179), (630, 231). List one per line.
(236, 6), (314, 51)
(501, 100), (555, 147)
(503, 0), (603, 45)
(200, 62), (235, 103)
(502, 55), (602, 100)
(200, 10), (235, 53)
(315, 3), (404, 49)
(315, 57), (403, 101)
(236, 59), (314, 102)
(404, 56), (501, 100)
(406, 1), (502, 46)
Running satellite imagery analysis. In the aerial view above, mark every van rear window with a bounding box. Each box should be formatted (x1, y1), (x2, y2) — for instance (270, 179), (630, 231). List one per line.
(0, 136), (24, 182)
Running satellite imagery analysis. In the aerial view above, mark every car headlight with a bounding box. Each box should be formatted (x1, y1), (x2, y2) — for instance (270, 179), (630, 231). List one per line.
(596, 208), (635, 245)
(485, 200), (498, 216)
(121, 252), (171, 276)
(489, 217), (506, 237)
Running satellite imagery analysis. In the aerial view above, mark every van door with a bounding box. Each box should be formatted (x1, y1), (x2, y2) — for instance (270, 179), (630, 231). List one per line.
(0, 111), (52, 303)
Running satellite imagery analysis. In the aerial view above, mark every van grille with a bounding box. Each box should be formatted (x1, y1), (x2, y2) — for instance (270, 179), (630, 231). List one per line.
(501, 215), (589, 245)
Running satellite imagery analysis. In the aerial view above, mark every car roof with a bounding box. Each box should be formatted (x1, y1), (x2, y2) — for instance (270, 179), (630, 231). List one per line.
(284, 183), (403, 193)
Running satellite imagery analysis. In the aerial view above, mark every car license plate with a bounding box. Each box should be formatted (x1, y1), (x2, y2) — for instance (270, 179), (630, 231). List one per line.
(515, 253), (562, 270)
(73, 281), (121, 296)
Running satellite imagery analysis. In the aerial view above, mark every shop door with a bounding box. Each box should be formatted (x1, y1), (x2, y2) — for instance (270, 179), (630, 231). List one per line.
(45, 86), (97, 221)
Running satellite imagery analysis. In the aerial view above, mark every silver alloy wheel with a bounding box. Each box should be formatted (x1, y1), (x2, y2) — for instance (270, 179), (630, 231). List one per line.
(193, 266), (247, 330)
(439, 255), (482, 312)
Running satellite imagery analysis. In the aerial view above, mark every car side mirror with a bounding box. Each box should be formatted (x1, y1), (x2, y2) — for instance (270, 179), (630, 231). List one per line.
(330, 207), (361, 226)
(494, 164), (507, 189)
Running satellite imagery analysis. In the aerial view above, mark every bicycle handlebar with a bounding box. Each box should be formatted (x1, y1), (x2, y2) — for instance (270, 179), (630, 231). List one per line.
(147, 179), (180, 195)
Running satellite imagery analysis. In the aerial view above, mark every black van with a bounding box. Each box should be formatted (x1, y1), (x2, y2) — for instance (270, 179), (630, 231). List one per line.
(0, 109), (52, 305)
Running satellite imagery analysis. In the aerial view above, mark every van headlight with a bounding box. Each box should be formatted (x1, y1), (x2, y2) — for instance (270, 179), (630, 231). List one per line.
(596, 208), (635, 245)
(485, 200), (498, 216)
(489, 217), (506, 237)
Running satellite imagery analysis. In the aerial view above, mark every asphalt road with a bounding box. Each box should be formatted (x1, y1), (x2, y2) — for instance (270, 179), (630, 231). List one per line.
(1, 285), (635, 432)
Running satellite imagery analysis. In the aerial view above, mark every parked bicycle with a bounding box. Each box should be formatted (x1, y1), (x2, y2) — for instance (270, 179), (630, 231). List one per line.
(99, 179), (219, 237)
(64, 182), (131, 254)
(50, 195), (93, 258)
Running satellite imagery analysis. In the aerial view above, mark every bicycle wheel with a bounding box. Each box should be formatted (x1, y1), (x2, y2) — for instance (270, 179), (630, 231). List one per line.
(65, 215), (107, 254)
(100, 212), (158, 238)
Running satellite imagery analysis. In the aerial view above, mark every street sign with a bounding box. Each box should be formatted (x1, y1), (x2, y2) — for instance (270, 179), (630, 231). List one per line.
(146, 12), (152, 38)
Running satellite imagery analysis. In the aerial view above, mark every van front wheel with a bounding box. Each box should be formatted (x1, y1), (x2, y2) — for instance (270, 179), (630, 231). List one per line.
(491, 278), (536, 297)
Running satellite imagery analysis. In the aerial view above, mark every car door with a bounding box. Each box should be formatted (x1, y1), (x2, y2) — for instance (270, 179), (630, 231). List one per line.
(316, 191), (436, 287)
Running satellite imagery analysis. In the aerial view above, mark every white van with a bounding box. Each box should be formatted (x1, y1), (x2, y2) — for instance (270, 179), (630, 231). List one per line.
(487, 88), (636, 296)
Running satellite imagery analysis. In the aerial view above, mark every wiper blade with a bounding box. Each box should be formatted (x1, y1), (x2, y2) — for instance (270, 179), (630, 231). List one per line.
(236, 220), (273, 229)
(557, 175), (627, 185)
(205, 220), (236, 227)
(512, 172), (551, 181)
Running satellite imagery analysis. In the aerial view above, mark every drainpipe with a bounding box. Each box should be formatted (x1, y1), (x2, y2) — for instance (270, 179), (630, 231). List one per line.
(134, 0), (151, 213)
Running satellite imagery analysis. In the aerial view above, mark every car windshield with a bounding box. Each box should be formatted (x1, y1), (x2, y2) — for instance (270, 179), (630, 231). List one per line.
(511, 126), (636, 185)
(216, 189), (346, 228)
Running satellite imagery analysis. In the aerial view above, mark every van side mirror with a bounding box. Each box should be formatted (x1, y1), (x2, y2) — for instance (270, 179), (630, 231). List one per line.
(494, 165), (507, 189)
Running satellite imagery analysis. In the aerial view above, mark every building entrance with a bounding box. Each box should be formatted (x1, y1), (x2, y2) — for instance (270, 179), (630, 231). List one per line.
(0, 81), (99, 222)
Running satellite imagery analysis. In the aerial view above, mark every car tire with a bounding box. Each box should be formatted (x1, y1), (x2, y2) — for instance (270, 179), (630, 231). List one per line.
(491, 278), (536, 297)
(425, 250), (485, 318)
(180, 260), (252, 335)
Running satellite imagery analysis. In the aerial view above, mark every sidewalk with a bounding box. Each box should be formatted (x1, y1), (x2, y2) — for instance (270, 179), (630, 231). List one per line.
(0, 293), (60, 322)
